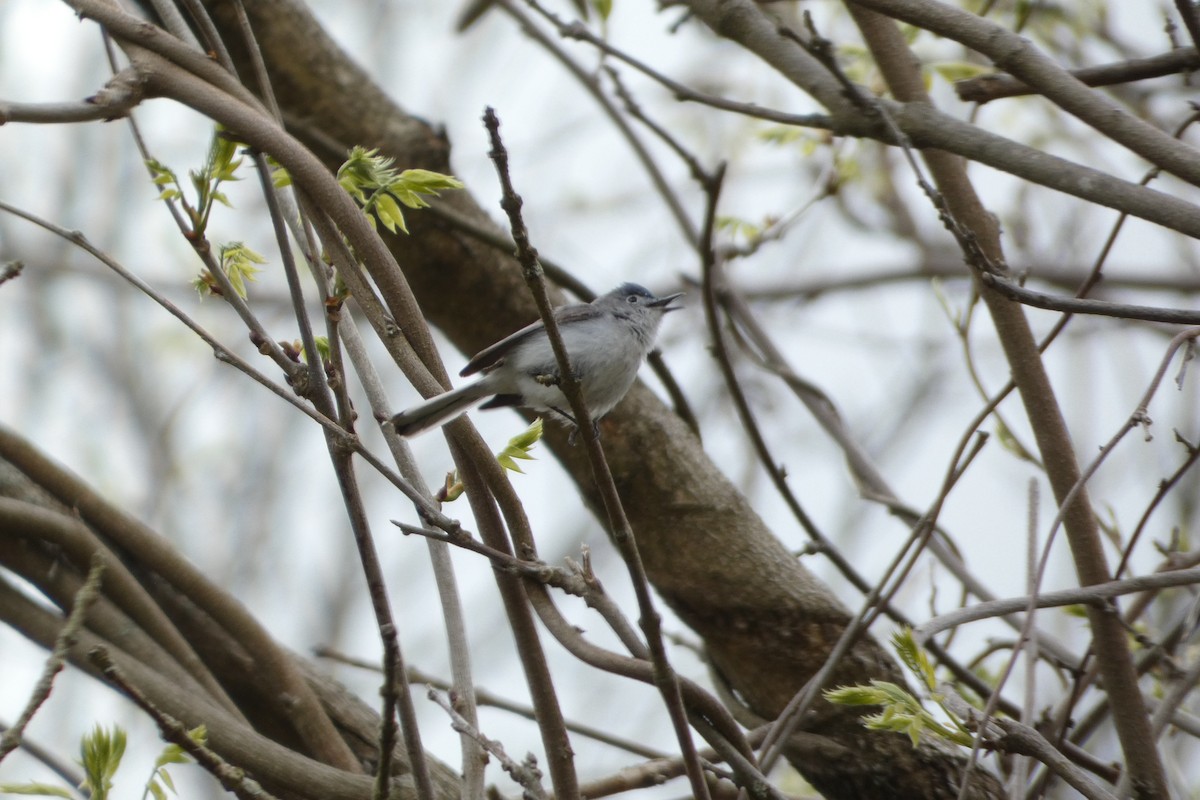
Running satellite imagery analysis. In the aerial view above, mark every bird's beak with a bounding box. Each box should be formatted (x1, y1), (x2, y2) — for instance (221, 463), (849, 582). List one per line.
(650, 292), (684, 311)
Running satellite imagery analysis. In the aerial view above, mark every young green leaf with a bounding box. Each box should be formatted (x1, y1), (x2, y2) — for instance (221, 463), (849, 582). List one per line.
(439, 471), (465, 503)
(892, 628), (937, 690)
(336, 147), (462, 234)
(496, 419), (543, 473)
(300, 336), (332, 365)
(374, 192), (407, 234)
(142, 726), (202, 800)
(0, 783), (76, 798)
(396, 168), (465, 193)
(80, 724), (127, 800)
(218, 242), (266, 300)
(825, 684), (889, 707)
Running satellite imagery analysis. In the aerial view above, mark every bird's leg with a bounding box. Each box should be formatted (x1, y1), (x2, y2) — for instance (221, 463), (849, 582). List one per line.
(546, 406), (578, 429)
(535, 371), (593, 444)
(560, 413), (602, 446)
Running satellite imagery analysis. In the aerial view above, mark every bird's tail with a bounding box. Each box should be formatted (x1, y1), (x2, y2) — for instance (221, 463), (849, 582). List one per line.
(389, 382), (494, 437)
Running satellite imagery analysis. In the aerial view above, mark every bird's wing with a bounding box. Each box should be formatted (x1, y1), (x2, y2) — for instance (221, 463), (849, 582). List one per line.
(459, 302), (594, 376)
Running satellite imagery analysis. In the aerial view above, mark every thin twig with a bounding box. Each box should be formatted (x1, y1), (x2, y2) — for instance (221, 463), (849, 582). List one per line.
(1115, 431), (1200, 579)
(89, 647), (282, 800)
(914, 566), (1200, 645)
(1011, 481), (1041, 795)
(0, 556), (105, 764)
(939, 689), (1119, 800)
(981, 272), (1200, 325)
(0, 721), (87, 796)
(1174, 1), (1200, 54)
(340, 315), (485, 800)
(426, 688), (547, 800)
(483, 107), (714, 800)
(507, 0), (700, 246)
(955, 47), (1200, 103)
(319, 648), (670, 761)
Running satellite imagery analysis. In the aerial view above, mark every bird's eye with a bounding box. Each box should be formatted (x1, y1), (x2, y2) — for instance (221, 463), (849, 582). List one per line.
(627, 294), (640, 303)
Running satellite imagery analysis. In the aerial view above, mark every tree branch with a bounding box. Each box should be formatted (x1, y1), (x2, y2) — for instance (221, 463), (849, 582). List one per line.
(955, 47), (1200, 103)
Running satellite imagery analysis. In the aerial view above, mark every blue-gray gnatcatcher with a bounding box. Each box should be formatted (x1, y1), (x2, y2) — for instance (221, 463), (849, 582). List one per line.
(390, 283), (682, 437)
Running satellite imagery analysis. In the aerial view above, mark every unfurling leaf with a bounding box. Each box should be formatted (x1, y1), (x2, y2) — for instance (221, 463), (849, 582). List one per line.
(80, 724), (127, 800)
(0, 783), (76, 798)
(496, 419), (543, 473)
(337, 147), (462, 234)
(218, 242), (266, 300)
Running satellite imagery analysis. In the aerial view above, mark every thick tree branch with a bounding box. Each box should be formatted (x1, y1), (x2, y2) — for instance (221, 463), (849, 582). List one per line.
(848, 0), (1200, 190)
(0, 424), (360, 773)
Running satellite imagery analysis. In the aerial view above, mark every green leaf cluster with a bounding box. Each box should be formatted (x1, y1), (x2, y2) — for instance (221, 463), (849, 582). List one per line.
(826, 679), (972, 748)
(892, 628), (937, 690)
(0, 724), (203, 800)
(337, 146), (463, 234)
(496, 417), (543, 473)
(217, 242), (265, 300)
(439, 419), (543, 502)
(143, 725), (205, 800)
(301, 336), (332, 365)
(147, 127), (243, 238)
(825, 629), (974, 749)
(81, 724), (126, 800)
(191, 242), (265, 300)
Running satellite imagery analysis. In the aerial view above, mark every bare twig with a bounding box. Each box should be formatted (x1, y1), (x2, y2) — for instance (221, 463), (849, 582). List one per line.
(318, 648), (671, 761)
(914, 565), (1200, 643)
(426, 688), (547, 800)
(483, 106), (713, 800)
(955, 47), (1200, 103)
(340, 315), (485, 800)
(447, 451), (584, 800)
(89, 647), (282, 800)
(0, 556), (105, 764)
(0, 720), (87, 795)
(501, 0), (699, 247)
(1174, 2), (1200, 54)
(1115, 431), (1200, 579)
(980, 272), (1200, 325)
(939, 688), (1119, 800)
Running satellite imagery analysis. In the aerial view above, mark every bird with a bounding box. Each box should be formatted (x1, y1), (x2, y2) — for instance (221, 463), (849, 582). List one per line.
(389, 283), (682, 437)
